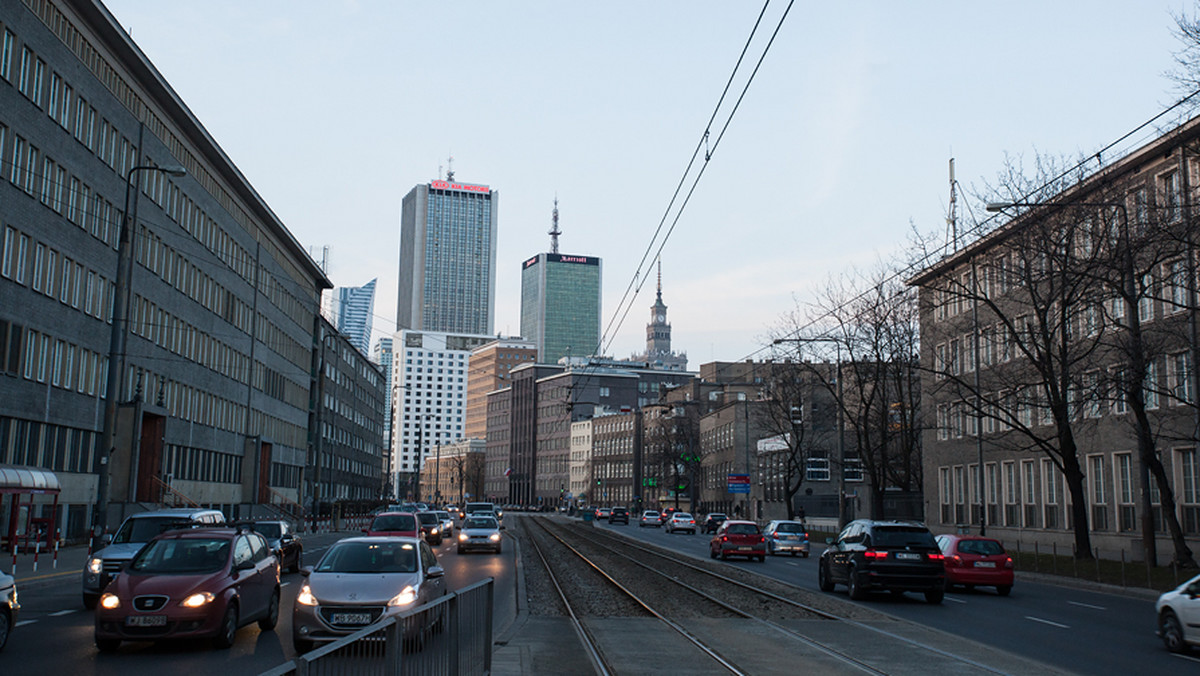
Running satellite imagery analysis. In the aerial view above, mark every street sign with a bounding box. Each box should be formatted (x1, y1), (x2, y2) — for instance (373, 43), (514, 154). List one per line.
(727, 474), (750, 494)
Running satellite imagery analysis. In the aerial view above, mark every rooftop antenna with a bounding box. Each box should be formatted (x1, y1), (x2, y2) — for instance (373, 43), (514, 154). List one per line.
(946, 157), (958, 252)
(549, 196), (561, 253)
(446, 155), (455, 182)
(656, 257), (663, 302)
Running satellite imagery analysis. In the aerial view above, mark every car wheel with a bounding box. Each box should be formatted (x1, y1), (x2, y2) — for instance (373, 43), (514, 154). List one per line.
(495, 545), (503, 554)
(289, 552), (301, 574)
(1161, 610), (1188, 653)
(758, 555), (765, 562)
(996, 585), (1012, 597)
(720, 550), (729, 561)
(258, 589), (280, 631)
(213, 602), (239, 649)
(457, 546), (464, 554)
(710, 547), (717, 559)
(925, 588), (945, 604)
(95, 637), (120, 653)
(83, 593), (99, 610)
(818, 560), (834, 592)
(847, 569), (866, 600)
(0, 608), (10, 652)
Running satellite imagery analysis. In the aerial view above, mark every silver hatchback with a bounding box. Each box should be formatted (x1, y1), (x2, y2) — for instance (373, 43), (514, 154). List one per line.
(292, 537), (446, 653)
(763, 520), (810, 557)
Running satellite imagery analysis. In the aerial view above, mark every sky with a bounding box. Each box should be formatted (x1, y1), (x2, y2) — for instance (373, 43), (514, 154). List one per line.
(102, 0), (1195, 366)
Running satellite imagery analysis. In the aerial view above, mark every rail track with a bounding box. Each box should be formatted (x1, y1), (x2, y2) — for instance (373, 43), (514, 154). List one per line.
(526, 516), (1025, 675)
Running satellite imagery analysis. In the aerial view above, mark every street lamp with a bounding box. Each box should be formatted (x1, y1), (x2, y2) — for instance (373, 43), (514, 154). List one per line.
(774, 336), (846, 529)
(93, 162), (186, 550)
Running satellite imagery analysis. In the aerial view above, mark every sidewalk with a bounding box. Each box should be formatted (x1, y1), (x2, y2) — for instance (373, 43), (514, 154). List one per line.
(4, 541), (91, 584)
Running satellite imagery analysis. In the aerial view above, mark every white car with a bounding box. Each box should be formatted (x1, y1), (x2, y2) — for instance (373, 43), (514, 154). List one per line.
(457, 515), (503, 554)
(1157, 572), (1200, 654)
(665, 512), (697, 534)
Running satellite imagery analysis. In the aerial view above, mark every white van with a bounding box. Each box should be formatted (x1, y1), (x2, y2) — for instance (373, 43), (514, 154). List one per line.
(82, 508), (225, 608)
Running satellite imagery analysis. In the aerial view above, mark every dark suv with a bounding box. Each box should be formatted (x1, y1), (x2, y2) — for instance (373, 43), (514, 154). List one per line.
(817, 520), (945, 604)
(608, 507), (630, 525)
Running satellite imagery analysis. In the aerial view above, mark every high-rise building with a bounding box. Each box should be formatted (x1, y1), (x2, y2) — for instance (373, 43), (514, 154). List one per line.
(390, 329), (494, 501)
(372, 337), (395, 497)
(633, 260), (687, 371)
(397, 177), (498, 334)
(520, 200), (602, 364)
(335, 278), (376, 355)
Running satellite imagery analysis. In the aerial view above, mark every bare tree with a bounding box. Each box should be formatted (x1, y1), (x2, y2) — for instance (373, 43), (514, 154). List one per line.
(753, 361), (836, 520)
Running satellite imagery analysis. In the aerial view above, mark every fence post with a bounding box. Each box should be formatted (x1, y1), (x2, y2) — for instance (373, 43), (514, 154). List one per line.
(449, 593), (460, 676)
(1034, 541), (1039, 572)
(1121, 548), (1126, 588)
(1094, 547), (1100, 582)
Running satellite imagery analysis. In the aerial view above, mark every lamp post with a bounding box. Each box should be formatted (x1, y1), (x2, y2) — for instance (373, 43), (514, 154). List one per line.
(988, 199), (1155, 565)
(92, 162), (186, 551)
(774, 337), (846, 529)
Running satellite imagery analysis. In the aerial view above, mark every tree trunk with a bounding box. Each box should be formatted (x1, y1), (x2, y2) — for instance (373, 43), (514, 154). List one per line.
(1060, 449), (1094, 559)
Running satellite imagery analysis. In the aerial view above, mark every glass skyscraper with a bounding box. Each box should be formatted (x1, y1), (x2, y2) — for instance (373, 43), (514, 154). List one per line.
(397, 179), (498, 334)
(335, 278), (376, 355)
(520, 253), (602, 364)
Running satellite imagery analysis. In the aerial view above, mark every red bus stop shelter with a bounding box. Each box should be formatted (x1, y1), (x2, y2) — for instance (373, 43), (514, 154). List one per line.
(0, 465), (61, 553)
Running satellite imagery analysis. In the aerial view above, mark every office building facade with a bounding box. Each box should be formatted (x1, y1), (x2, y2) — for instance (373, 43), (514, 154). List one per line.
(463, 337), (536, 441)
(334, 278), (375, 355)
(0, 0), (329, 539)
(397, 179), (497, 334)
(520, 252), (601, 364)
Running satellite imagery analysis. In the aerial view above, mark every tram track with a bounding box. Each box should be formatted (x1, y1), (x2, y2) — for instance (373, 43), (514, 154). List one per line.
(532, 517), (1024, 675)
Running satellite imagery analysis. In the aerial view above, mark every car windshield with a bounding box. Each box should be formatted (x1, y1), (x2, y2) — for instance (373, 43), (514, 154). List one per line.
(128, 537), (229, 574)
(774, 522), (804, 534)
(872, 526), (937, 548)
(417, 512), (439, 525)
(113, 516), (195, 544)
(251, 523), (282, 539)
(317, 541), (418, 574)
(370, 514), (416, 532)
(958, 539), (1005, 556)
(727, 523), (759, 535)
(644, 512), (659, 517)
(464, 517), (498, 529)
(436, 511), (451, 520)
(708, 514), (726, 521)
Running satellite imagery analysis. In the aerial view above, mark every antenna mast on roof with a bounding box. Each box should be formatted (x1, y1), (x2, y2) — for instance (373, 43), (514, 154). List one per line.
(446, 155), (455, 182)
(946, 158), (958, 252)
(549, 196), (561, 253)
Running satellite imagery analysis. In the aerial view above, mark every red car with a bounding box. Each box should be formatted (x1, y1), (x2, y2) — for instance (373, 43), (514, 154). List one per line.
(94, 527), (280, 651)
(709, 520), (766, 562)
(935, 534), (1014, 596)
(363, 512), (419, 538)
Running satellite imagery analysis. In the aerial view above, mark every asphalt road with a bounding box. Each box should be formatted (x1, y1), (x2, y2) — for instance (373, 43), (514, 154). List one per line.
(0, 526), (517, 676)
(592, 517), (1200, 676)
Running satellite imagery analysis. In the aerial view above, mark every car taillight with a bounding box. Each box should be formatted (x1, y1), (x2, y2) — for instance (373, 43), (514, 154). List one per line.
(758, 535), (765, 543)
(927, 552), (944, 561)
(1004, 556), (1014, 568)
(721, 536), (729, 542)
(863, 549), (887, 559)
(947, 555), (962, 566)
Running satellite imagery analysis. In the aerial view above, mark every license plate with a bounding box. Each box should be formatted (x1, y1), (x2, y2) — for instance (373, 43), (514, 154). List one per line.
(126, 615), (166, 627)
(974, 561), (996, 568)
(738, 546), (752, 551)
(332, 612), (372, 625)
(895, 552), (920, 560)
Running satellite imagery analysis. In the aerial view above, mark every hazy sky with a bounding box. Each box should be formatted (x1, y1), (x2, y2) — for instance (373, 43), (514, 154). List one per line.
(102, 1), (1193, 365)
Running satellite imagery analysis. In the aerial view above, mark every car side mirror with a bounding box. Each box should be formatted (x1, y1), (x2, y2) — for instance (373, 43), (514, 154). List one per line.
(362, 528), (369, 534)
(300, 565), (313, 577)
(426, 566), (445, 578)
(235, 560), (255, 572)
(101, 533), (113, 546)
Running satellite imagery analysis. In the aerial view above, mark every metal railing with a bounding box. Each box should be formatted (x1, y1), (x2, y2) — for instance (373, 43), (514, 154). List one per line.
(260, 578), (494, 676)
(152, 475), (200, 508)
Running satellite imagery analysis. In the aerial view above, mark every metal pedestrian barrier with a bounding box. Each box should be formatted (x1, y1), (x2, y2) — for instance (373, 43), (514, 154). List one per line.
(260, 578), (494, 676)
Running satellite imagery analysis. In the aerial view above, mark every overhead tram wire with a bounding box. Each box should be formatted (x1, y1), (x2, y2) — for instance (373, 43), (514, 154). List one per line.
(565, 0), (796, 407)
(762, 86), (1200, 364)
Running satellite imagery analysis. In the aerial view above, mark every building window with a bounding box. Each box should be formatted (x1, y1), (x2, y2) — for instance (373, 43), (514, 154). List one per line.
(1022, 460), (1038, 528)
(1115, 453), (1136, 532)
(1089, 454), (1107, 531)
(1003, 461), (1019, 527)
(1171, 353), (1193, 405)
(1042, 459), (1059, 529)
(1180, 448), (1200, 536)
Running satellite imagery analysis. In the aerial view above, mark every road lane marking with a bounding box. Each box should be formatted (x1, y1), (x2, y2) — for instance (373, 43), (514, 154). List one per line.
(49, 610), (75, 616)
(1067, 601), (1106, 610)
(15, 620), (36, 627)
(1025, 616), (1070, 629)
(1172, 653), (1200, 664)
(944, 596), (967, 604)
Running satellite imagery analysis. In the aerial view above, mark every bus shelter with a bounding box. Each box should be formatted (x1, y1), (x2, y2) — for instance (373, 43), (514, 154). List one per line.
(0, 465), (61, 553)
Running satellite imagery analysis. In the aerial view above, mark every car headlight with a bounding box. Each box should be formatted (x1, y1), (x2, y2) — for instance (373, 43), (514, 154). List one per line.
(296, 584), (317, 606)
(458, 533), (469, 542)
(387, 585), (417, 607)
(99, 593), (121, 610)
(87, 558), (103, 575)
(430, 527), (438, 535)
(179, 591), (214, 608)
(489, 533), (501, 542)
